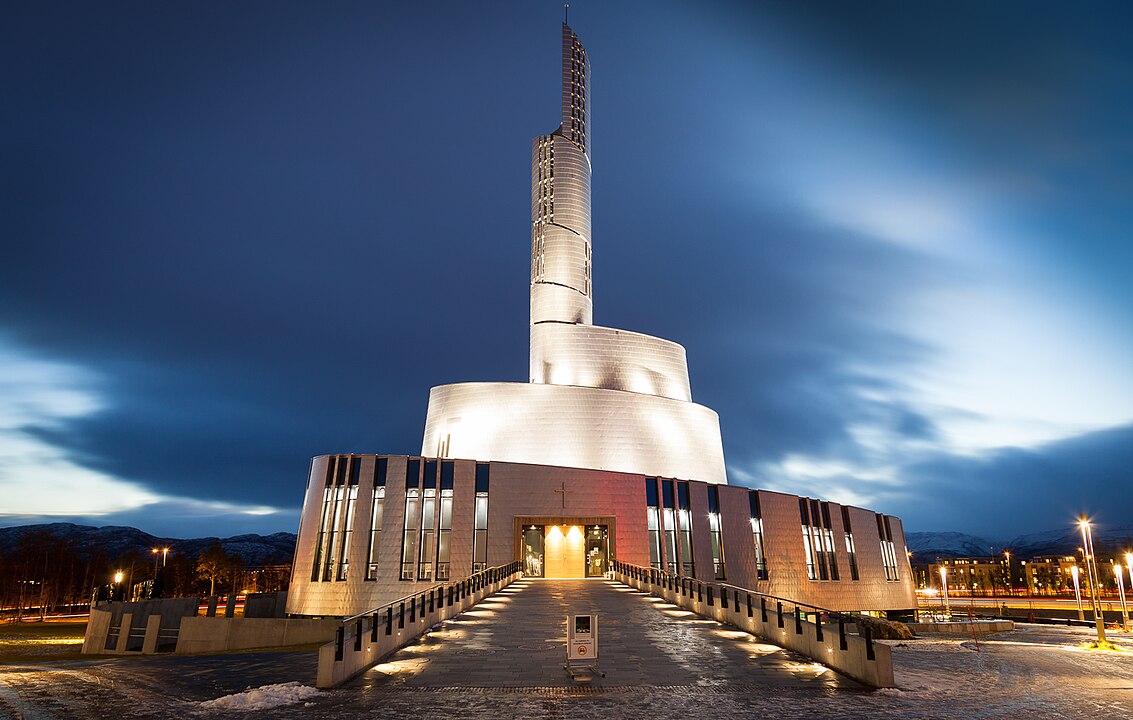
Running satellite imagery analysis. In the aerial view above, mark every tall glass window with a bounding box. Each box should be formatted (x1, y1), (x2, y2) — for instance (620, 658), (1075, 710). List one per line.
(472, 464), (489, 571)
(436, 461), (454, 580)
(820, 502), (839, 581)
(645, 479), (662, 570)
(878, 514), (899, 581)
(336, 457), (360, 581)
(418, 461), (438, 581)
(800, 498), (818, 581)
(662, 480), (678, 574)
(708, 486), (725, 580)
(842, 505), (859, 581)
(749, 491), (768, 581)
(311, 460), (336, 582)
(366, 458), (387, 580)
(401, 459), (420, 581)
(324, 456), (349, 582)
(677, 482), (695, 577)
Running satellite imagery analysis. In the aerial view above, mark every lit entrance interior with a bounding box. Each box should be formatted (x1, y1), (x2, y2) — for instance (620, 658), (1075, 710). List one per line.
(522, 524), (608, 579)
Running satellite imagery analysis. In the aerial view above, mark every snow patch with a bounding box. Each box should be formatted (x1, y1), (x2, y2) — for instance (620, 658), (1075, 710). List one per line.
(199, 682), (319, 711)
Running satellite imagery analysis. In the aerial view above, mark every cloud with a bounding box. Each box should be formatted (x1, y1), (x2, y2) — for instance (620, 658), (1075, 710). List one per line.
(0, 336), (288, 531)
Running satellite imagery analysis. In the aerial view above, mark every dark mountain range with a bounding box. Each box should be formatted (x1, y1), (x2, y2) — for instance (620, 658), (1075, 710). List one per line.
(907, 525), (1133, 560)
(0, 522), (296, 566)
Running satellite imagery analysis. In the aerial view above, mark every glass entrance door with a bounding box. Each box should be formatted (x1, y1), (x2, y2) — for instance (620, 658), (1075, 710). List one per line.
(586, 525), (608, 577)
(523, 525), (545, 577)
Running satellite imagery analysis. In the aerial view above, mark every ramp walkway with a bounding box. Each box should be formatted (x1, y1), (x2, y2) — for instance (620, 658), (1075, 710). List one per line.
(358, 578), (857, 690)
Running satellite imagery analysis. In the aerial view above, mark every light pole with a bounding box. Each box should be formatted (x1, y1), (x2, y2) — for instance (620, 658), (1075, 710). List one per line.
(1114, 563), (1129, 632)
(1079, 517), (1107, 643)
(940, 566), (951, 618)
(1003, 550), (1012, 597)
(1071, 565), (1084, 621)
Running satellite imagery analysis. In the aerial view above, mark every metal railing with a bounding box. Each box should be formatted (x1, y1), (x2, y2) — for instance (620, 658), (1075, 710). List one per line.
(612, 559), (882, 662)
(333, 561), (522, 662)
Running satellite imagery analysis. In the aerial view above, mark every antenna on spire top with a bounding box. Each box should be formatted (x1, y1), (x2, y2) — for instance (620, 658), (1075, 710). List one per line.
(564, 3), (569, 24)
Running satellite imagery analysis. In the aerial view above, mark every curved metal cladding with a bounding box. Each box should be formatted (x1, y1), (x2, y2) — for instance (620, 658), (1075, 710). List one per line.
(422, 382), (727, 484)
(530, 323), (692, 401)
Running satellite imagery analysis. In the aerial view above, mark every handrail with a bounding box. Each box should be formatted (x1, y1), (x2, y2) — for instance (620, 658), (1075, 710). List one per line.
(331, 561), (523, 663)
(612, 558), (873, 623)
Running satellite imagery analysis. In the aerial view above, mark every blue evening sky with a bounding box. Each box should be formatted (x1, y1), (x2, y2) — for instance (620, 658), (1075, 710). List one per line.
(3, 1), (1131, 538)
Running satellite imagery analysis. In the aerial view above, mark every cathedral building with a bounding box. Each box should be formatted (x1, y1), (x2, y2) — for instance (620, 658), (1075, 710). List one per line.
(285, 22), (916, 619)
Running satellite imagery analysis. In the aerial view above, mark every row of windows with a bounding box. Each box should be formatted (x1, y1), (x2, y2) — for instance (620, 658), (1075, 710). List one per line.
(800, 498), (838, 582)
(310, 457), (488, 583)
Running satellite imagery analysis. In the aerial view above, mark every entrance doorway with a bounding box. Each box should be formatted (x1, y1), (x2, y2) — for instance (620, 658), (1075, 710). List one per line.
(521, 524), (608, 579)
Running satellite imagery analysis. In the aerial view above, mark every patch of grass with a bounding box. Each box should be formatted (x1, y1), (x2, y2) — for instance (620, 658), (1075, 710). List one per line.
(0, 620), (88, 662)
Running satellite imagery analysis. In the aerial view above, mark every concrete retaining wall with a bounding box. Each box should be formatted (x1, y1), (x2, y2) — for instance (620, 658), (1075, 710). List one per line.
(908, 620), (1014, 635)
(177, 617), (339, 654)
(616, 570), (895, 688)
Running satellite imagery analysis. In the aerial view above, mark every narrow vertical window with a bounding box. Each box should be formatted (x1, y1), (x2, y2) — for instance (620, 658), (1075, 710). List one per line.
(662, 480), (678, 574)
(401, 459), (420, 581)
(324, 456), (349, 581)
(810, 499), (828, 581)
(646, 479), (662, 570)
(336, 457), (360, 581)
(677, 482), (695, 577)
(418, 461), (438, 581)
(821, 502), (839, 581)
(366, 458), (387, 580)
(878, 514), (899, 581)
(472, 464), (490, 571)
(436, 461), (454, 580)
(749, 491), (768, 581)
(311, 460), (336, 582)
(708, 486), (725, 580)
(841, 506), (859, 581)
(800, 498), (818, 581)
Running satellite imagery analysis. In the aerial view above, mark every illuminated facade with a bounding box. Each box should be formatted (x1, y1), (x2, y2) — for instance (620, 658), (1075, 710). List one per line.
(286, 23), (916, 619)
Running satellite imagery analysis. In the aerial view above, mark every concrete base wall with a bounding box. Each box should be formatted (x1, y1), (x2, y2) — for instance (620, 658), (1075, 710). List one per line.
(908, 620), (1014, 635)
(616, 569), (895, 688)
(176, 617), (339, 654)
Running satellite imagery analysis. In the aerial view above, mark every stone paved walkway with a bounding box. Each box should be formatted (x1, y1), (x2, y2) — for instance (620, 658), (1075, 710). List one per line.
(356, 577), (854, 690)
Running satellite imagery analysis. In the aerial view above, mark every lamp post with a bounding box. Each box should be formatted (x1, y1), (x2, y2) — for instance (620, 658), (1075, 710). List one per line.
(939, 566), (951, 618)
(1115, 563), (1129, 632)
(1003, 550), (1012, 597)
(1071, 565), (1084, 621)
(1079, 517), (1107, 643)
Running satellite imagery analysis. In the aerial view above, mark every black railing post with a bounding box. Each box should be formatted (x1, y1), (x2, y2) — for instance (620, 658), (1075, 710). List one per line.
(734, 590), (740, 613)
(409, 596), (416, 623)
(419, 593), (425, 619)
(335, 626), (344, 661)
(447, 585), (453, 607)
(371, 611), (379, 642)
(720, 587), (727, 607)
(708, 586), (714, 606)
(355, 618), (363, 651)
(864, 625), (875, 661)
(698, 583), (704, 603)
(760, 596), (767, 623)
(794, 606), (803, 634)
(386, 606), (393, 635)
(777, 601), (784, 628)
(747, 593), (753, 618)
(838, 617), (847, 650)
(398, 602), (405, 629)
(815, 613), (823, 642)
(429, 589), (435, 613)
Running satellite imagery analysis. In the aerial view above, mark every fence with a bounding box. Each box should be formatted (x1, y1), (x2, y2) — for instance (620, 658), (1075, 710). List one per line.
(613, 560), (894, 688)
(316, 561), (523, 688)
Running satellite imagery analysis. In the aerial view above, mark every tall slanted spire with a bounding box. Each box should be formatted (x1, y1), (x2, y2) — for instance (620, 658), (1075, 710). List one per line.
(530, 21), (593, 354)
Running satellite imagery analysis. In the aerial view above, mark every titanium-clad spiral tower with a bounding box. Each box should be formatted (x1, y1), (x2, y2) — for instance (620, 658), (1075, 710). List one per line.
(422, 22), (727, 485)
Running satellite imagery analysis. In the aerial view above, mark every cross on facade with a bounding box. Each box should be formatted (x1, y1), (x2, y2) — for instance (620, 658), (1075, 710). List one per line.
(553, 481), (572, 509)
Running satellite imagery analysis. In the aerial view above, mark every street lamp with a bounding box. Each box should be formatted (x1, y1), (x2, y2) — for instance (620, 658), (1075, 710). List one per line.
(1071, 565), (1084, 621)
(1079, 516), (1107, 643)
(1114, 562), (1129, 632)
(939, 566), (951, 618)
(113, 571), (123, 584)
(1003, 550), (1012, 597)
